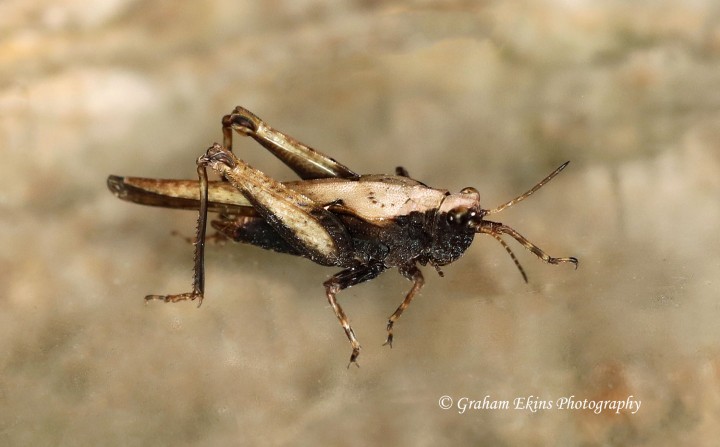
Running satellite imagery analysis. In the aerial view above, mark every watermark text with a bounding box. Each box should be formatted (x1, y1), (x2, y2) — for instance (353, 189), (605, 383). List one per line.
(438, 394), (641, 415)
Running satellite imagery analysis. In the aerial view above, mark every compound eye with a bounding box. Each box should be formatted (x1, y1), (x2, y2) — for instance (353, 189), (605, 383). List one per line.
(447, 207), (471, 226)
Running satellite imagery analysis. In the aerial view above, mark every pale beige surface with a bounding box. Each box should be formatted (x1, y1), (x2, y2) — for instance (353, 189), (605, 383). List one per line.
(2, 1), (720, 445)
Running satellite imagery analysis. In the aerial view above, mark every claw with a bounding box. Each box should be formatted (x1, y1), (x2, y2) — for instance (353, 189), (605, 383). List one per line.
(383, 335), (393, 349)
(383, 321), (394, 348)
(347, 346), (361, 369)
(145, 292), (204, 308)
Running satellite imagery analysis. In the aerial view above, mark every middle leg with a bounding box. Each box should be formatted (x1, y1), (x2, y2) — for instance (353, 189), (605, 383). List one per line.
(324, 263), (386, 367)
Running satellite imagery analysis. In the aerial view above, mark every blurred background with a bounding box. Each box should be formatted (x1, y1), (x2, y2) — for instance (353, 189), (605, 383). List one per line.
(2, 0), (719, 445)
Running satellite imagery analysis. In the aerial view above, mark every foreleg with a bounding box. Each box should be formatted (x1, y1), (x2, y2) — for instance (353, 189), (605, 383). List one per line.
(383, 265), (424, 348)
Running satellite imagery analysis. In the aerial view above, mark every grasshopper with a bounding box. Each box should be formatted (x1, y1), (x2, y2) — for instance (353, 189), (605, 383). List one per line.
(107, 106), (578, 366)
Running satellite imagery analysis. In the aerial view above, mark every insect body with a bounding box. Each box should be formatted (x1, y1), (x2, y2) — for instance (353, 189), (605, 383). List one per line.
(107, 107), (578, 366)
